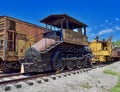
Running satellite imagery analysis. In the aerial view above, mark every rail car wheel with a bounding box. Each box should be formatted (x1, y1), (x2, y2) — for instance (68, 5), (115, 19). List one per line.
(1, 62), (11, 73)
(66, 61), (74, 70)
(55, 53), (65, 71)
(11, 62), (20, 70)
(76, 61), (82, 69)
(75, 54), (82, 69)
(84, 57), (93, 68)
(66, 54), (74, 70)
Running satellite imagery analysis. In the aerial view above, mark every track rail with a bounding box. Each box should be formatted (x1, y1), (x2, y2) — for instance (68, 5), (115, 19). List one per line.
(0, 64), (106, 86)
(0, 74), (44, 85)
(0, 73), (24, 79)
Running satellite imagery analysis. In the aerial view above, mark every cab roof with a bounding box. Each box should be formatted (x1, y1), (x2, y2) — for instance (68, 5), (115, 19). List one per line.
(40, 14), (87, 29)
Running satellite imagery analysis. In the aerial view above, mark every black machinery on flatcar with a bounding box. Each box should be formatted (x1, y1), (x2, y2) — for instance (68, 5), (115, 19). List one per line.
(21, 14), (93, 73)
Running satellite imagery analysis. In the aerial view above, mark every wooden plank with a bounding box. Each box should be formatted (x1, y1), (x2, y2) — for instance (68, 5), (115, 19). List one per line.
(63, 29), (88, 45)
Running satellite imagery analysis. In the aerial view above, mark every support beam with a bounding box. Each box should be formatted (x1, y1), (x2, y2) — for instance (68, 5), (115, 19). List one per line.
(66, 20), (69, 30)
(50, 25), (52, 30)
(84, 27), (86, 36)
(61, 20), (63, 41)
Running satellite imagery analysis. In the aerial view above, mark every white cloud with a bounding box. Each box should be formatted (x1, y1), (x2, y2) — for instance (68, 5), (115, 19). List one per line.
(115, 18), (119, 21)
(98, 28), (114, 35)
(90, 33), (95, 37)
(114, 26), (120, 30)
(87, 27), (92, 32)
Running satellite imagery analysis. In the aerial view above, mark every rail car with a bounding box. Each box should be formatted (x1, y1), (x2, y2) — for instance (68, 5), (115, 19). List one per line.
(111, 47), (120, 60)
(89, 36), (120, 63)
(0, 16), (48, 72)
(21, 14), (93, 73)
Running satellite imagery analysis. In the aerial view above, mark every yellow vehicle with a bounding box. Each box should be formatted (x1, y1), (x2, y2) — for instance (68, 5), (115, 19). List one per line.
(89, 36), (112, 63)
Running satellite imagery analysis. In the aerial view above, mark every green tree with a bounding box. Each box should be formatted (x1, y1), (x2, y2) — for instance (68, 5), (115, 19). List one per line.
(113, 40), (120, 47)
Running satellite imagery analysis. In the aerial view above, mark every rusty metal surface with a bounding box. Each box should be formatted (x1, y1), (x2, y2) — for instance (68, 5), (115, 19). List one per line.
(32, 38), (56, 52)
(112, 47), (120, 58)
(0, 16), (47, 61)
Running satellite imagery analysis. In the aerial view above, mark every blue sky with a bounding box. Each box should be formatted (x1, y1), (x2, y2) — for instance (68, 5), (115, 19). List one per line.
(0, 0), (120, 41)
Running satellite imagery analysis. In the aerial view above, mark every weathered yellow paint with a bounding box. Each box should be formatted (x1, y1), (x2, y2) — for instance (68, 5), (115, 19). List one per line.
(63, 29), (88, 45)
(17, 33), (35, 59)
(89, 38), (112, 63)
(17, 39), (26, 57)
(0, 16), (46, 62)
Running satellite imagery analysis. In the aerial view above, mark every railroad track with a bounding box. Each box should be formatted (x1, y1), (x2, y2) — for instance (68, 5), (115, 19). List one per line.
(0, 64), (106, 86)
(0, 62), (116, 91)
(0, 73), (30, 85)
(0, 74), (45, 85)
(0, 73), (24, 78)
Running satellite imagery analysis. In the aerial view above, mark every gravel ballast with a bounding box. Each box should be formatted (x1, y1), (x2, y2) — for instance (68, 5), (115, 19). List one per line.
(0, 61), (120, 92)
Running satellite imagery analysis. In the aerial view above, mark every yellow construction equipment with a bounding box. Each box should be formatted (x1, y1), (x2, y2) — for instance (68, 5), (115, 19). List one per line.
(89, 36), (112, 63)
